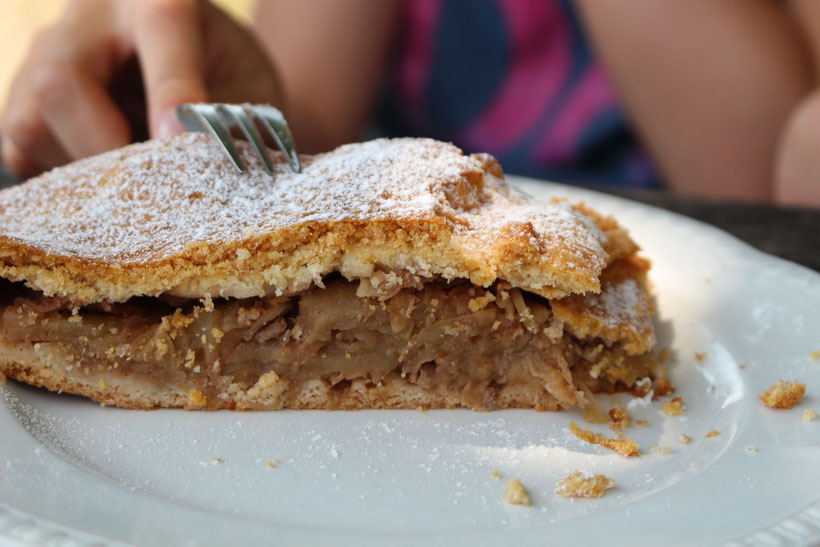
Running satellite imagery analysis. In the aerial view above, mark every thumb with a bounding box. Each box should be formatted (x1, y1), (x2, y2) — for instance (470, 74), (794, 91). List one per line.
(133, 0), (208, 138)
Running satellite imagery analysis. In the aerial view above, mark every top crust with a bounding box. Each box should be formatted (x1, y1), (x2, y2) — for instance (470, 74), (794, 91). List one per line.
(0, 134), (637, 304)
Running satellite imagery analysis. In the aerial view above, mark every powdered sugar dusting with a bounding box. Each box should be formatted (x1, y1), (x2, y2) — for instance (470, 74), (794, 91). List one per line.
(600, 278), (642, 327)
(0, 134), (607, 267)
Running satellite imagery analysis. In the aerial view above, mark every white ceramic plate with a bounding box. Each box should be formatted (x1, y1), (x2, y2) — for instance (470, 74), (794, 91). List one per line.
(2, 178), (819, 547)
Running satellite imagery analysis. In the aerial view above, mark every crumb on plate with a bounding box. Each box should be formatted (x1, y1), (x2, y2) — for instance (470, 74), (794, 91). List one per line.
(662, 396), (686, 416)
(759, 379), (806, 409)
(695, 352), (706, 362)
(706, 429), (720, 438)
(635, 418), (650, 427)
(556, 471), (615, 498)
(609, 405), (630, 432)
(651, 444), (674, 455)
(745, 445), (758, 452)
(504, 478), (532, 507)
(680, 434), (692, 445)
(492, 470), (500, 479)
(266, 459), (277, 469)
(570, 421), (640, 457)
(803, 409), (818, 422)
(810, 350), (820, 360)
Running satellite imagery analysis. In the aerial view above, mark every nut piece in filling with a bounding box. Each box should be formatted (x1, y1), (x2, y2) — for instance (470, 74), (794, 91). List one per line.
(0, 135), (664, 411)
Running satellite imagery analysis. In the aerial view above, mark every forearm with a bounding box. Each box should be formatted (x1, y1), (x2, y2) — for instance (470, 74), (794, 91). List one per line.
(253, 0), (399, 153)
(772, 1), (820, 207)
(577, 0), (812, 201)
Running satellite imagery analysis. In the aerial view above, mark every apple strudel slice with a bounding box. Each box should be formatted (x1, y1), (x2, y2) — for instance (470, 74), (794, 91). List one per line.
(0, 134), (667, 410)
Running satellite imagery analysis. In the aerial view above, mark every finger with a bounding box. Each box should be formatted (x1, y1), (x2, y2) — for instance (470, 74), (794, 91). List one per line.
(133, 0), (208, 138)
(31, 61), (131, 159)
(1, 136), (44, 176)
(1, 107), (70, 175)
(2, 50), (71, 172)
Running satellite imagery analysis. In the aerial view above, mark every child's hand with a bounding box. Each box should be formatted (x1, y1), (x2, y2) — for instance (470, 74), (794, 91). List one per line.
(1, 0), (282, 176)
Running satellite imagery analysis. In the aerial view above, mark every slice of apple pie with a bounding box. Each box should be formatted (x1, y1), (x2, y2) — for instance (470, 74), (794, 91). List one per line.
(0, 134), (666, 410)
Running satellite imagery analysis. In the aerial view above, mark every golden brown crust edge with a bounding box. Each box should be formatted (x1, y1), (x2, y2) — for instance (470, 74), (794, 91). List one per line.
(0, 135), (638, 305)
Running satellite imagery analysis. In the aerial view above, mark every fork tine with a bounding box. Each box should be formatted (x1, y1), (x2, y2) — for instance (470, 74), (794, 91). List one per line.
(246, 104), (302, 173)
(217, 104), (274, 174)
(177, 104), (245, 172)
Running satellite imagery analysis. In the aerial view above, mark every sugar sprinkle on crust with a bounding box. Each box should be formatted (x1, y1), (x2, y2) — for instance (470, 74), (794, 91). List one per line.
(570, 421), (640, 457)
(0, 134), (638, 305)
(555, 471), (614, 498)
(759, 379), (806, 409)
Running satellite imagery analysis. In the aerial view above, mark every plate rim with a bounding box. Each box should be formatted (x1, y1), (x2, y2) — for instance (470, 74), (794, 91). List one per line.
(2, 178), (819, 547)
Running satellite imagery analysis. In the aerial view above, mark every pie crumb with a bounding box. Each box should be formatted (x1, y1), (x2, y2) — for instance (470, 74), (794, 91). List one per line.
(706, 429), (720, 438)
(745, 445), (758, 452)
(211, 457), (223, 463)
(651, 444), (674, 455)
(570, 421), (640, 457)
(803, 408), (818, 422)
(810, 350), (820, 360)
(679, 434), (692, 445)
(504, 478), (532, 507)
(492, 470), (500, 479)
(635, 419), (650, 427)
(759, 379), (806, 409)
(739, 364), (747, 370)
(266, 459), (277, 469)
(555, 471), (614, 498)
(695, 352), (706, 362)
(609, 405), (630, 432)
(662, 396), (686, 416)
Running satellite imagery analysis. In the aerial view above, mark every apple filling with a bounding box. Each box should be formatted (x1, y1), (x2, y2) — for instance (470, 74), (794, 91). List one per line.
(0, 276), (658, 410)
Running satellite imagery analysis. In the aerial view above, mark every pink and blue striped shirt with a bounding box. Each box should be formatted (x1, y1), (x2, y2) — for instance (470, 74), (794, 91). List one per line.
(378, 0), (657, 187)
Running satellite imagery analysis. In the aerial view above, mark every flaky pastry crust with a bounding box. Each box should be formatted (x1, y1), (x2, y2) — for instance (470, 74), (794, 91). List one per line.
(0, 134), (636, 305)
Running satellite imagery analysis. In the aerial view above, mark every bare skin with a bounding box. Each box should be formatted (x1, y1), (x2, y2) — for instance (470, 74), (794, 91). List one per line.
(1, 0), (819, 206)
(576, 0), (813, 202)
(1, 0), (282, 175)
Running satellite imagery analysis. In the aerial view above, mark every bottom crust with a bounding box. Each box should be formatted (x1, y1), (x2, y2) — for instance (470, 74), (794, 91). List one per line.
(0, 258), (666, 411)
(0, 358), (663, 412)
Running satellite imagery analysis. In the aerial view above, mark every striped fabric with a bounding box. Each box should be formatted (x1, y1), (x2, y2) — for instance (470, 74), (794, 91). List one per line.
(378, 0), (659, 187)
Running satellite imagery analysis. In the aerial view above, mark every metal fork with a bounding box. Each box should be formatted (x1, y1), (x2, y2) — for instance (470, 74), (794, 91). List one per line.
(177, 103), (301, 174)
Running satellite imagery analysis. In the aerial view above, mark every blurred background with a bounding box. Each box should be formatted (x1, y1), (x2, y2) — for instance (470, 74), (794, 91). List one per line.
(0, 0), (253, 114)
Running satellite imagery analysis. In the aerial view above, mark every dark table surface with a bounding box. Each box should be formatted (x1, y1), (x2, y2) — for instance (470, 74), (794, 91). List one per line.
(1, 162), (818, 273)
